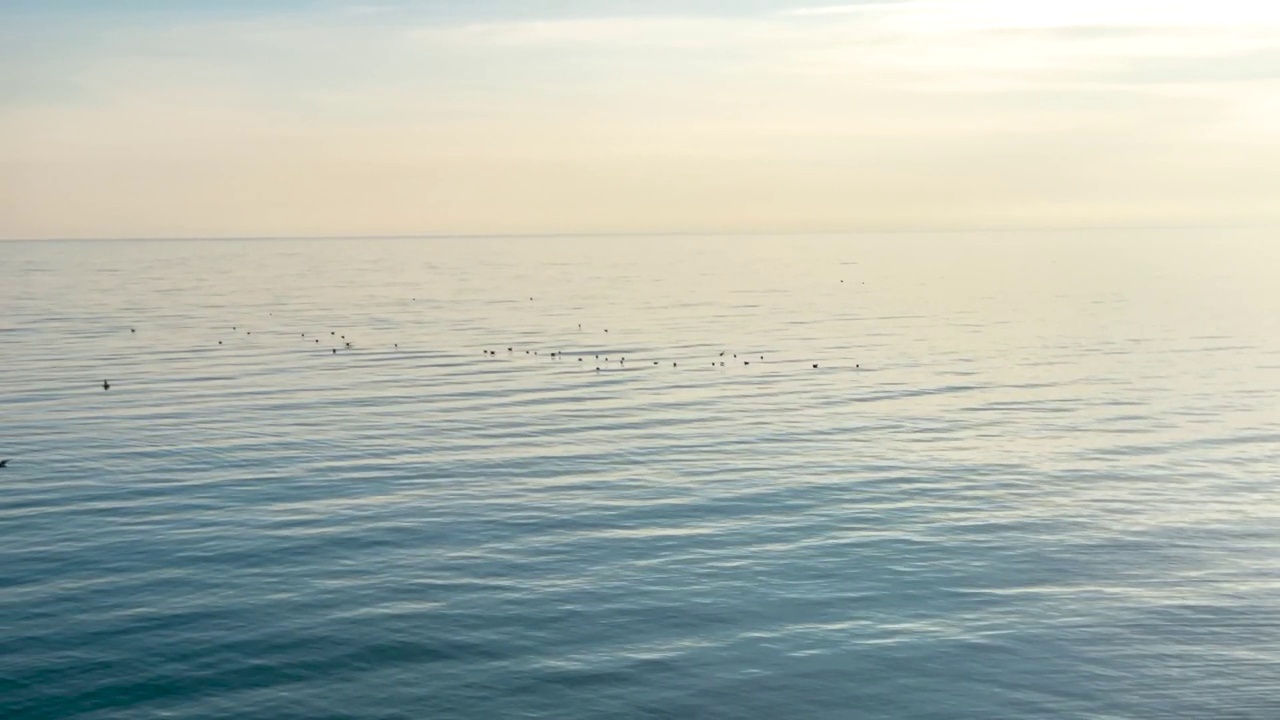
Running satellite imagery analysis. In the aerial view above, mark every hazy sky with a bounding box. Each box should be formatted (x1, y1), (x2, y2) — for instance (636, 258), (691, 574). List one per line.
(2, 0), (1278, 238)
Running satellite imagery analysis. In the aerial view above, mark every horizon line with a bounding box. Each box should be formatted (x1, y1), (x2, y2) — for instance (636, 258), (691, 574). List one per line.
(1, 222), (1273, 243)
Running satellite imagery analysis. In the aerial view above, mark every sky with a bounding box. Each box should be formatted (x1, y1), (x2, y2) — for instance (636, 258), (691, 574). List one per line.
(2, 0), (1278, 239)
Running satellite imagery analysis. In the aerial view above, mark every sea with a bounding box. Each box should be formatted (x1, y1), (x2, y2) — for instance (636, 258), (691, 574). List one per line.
(2, 230), (1279, 719)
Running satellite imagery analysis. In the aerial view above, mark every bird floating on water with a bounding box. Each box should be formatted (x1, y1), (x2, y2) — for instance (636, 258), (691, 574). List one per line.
(0, 459), (9, 468)
(103, 380), (110, 390)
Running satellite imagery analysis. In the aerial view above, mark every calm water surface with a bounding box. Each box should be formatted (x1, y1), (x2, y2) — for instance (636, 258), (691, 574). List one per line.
(2, 232), (1279, 718)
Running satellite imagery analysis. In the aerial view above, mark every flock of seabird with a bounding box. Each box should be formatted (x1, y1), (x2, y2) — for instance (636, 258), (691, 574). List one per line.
(93, 295), (849, 393)
(7, 291), (863, 471)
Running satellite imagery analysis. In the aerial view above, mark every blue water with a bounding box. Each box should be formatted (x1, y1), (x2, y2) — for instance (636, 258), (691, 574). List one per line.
(3, 232), (1279, 718)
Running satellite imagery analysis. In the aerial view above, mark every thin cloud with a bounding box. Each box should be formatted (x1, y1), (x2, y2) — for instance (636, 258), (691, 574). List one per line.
(2, 0), (1279, 238)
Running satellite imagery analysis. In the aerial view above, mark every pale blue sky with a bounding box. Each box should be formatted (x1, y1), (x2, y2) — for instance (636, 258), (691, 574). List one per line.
(3, 1), (1278, 238)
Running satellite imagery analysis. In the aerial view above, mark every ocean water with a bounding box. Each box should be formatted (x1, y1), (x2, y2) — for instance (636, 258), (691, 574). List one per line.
(2, 231), (1279, 719)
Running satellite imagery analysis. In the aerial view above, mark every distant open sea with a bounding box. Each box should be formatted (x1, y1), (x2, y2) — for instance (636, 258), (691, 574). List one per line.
(2, 231), (1279, 719)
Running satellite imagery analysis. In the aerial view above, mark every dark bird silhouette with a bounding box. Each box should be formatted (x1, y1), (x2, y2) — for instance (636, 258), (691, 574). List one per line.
(744, 361), (750, 366)
(0, 459), (9, 468)
(813, 364), (819, 368)
(218, 341), (222, 345)
(332, 349), (337, 354)
(130, 328), (135, 333)
(103, 380), (110, 390)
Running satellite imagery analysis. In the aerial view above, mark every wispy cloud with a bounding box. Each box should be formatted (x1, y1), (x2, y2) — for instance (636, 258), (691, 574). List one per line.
(2, 0), (1278, 238)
